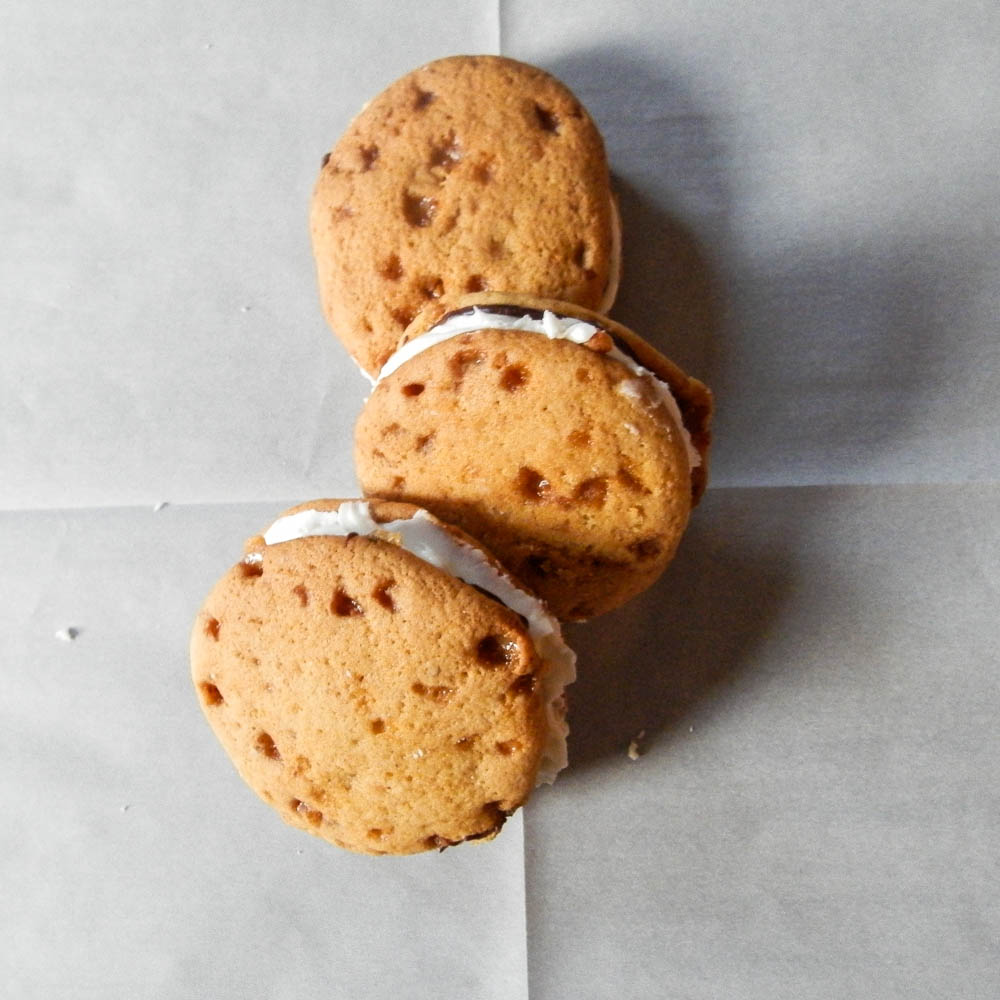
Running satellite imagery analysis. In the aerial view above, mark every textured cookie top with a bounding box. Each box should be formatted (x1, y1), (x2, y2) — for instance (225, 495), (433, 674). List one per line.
(191, 499), (572, 855)
(311, 55), (618, 375)
(389, 292), (714, 500)
(355, 302), (709, 619)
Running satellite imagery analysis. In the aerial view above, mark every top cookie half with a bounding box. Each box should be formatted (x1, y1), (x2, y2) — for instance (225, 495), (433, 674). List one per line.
(310, 55), (620, 376)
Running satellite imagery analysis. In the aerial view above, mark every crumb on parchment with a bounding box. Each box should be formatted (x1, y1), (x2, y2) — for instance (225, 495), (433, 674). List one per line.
(627, 729), (646, 761)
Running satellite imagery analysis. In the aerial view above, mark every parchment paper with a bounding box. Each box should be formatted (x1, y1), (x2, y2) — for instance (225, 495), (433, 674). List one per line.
(0, 503), (528, 1000)
(3, 1), (998, 997)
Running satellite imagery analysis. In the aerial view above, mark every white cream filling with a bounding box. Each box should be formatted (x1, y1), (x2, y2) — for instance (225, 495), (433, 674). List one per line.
(261, 502), (575, 784)
(376, 307), (700, 470)
(353, 352), (377, 388)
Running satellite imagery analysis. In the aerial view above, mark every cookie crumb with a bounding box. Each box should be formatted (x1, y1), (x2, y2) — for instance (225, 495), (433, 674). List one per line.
(55, 627), (79, 642)
(585, 330), (614, 354)
(627, 729), (646, 761)
(120, 804), (130, 813)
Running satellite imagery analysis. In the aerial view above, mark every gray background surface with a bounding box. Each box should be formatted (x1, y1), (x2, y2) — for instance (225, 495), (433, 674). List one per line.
(2, 1), (998, 997)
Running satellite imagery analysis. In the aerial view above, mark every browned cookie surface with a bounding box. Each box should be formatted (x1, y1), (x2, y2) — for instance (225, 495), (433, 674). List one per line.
(311, 55), (618, 375)
(190, 499), (548, 855)
(397, 291), (714, 501)
(355, 301), (710, 620)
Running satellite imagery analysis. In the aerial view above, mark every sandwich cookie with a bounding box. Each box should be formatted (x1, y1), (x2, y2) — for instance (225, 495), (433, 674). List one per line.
(190, 499), (575, 855)
(354, 293), (713, 621)
(311, 55), (621, 377)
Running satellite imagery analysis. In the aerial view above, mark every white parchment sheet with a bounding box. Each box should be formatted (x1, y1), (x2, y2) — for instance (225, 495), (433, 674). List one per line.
(528, 484), (1000, 998)
(2, 1), (998, 997)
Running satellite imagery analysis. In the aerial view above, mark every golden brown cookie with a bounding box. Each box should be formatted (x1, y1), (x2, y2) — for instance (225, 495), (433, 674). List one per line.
(190, 498), (575, 855)
(311, 55), (620, 376)
(354, 294), (713, 620)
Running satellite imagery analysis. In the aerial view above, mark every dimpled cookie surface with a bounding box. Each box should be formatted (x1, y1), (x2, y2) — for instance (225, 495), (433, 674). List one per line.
(190, 512), (549, 855)
(311, 55), (617, 375)
(355, 329), (695, 620)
